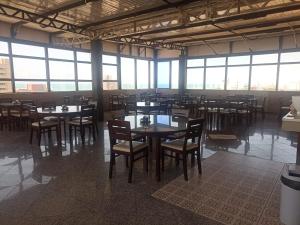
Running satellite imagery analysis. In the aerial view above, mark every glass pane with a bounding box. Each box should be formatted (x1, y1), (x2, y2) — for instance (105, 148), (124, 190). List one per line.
(0, 56), (11, 79)
(281, 52), (300, 63)
(206, 67), (225, 90)
(228, 55), (250, 65)
(171, 60), (179, 89)
(77, 63), (92, 80)
(49, 61), (75, 80)
(278, 64), (300, 91)
(50, 82), (75, 91)
(48, 48), (74, 60)
(137, 59), (149, 89)
(78, 82), (92, 91)
(157, 61), (169, 88)
(150, 61), (154, 89)
(252, 53), (278, 64)
(103, 82), (118, 90)
(76, 52), (91, 62)
(103, 55), (117, 64)
(121, 57), (135, 89)
(103, 65), (117, 80)
(187, 59), (204, 67)
(0, 41), (8, 54)
(186, 68), (204, 89)
(227, 66), (249, 90)
(15, 81), (47, 92)
(12, 43), (45, 57)
(13, 58), (46, 79)
(251, 65), (277, 90)
(0, 81), (12, 93)
(206, 57), (226, 66)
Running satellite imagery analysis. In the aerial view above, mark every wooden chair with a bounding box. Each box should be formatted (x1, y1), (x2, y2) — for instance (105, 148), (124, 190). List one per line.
(111, 109), (126, 119)
(68, 104), (97, 145)
(9, 103), (31, 129)
(254, 97), (266, 119)
(29, 106), (60, 146)
(161, 118), (204, 181)
(171, 108), (190, 118)
(108, 120), (148, 183)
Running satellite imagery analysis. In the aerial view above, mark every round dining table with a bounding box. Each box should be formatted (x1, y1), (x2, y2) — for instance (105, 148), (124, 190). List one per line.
(37, 105), (82, 145)
(124, 114), (189, 181)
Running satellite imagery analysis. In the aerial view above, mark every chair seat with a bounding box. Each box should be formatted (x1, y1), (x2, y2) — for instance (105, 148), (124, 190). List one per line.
(44, 116), (65, 121)
(161, 139), (198, 151)
(68, 119), (92, 126)
(113, 141), (147, 153)
(166, 132), (185, 140)
(32, 121), (58, 128)
(10, 112), (30, 117)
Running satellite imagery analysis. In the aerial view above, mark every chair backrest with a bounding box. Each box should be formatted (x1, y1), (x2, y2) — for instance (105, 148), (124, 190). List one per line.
(80, 104), (96, 121)
(64, 96), (70, 105)
(111, 109), (125, 119)
(41, 101), (56, 110)
(108, 120), (132, 149)
(184, 118), (204, 149)
(172, 108), (190, 118)
(0, 98), (12, 103)
(20, 100), (34, 106)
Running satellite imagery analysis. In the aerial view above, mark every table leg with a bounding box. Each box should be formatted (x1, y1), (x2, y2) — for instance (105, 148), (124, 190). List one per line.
(58, 117), (62, 146)
(152, 137), (161, 182)
(297, 133), (300, 165)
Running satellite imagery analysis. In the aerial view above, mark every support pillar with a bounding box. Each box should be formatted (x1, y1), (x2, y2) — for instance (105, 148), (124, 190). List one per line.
(178, 48), (187, 96)
(91, 39), (104, 121)
(153, 49), (158, 89)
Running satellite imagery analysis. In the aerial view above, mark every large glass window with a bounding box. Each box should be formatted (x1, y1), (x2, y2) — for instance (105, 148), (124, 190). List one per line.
(251, 65), (277, 90)
(77, 63), (92, 80)
(121, 57), (135, 89)
(49, 61), (75, 80)
(15, 81), (47, 92)
(206, 57), (226, 66)
(12, 43), (45, 57)
(76, 51), (91, 62)
(187, 59), (204, 67)
(48, 48), (74, 60)
(228, 55), (250, 65)
(0, 56), (11, 79)
(171, 60), (179, 89)
(278, 64), (300, 91)
(252, 53), (278, 64)
(0, 41), (9, 54)
(137, 59), (149, 89)
(227, 66), (249, 90)
(13, 58), (46, 79)
(206, 67), (225, 90)
(157, 61), (170, 88)
(50, 81), (76, 91)
(186, 68), (204, 89)
(103, 54), (118, 90)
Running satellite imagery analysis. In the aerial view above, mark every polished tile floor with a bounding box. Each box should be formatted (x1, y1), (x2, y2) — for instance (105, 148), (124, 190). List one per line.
(0, 115), (296, 225)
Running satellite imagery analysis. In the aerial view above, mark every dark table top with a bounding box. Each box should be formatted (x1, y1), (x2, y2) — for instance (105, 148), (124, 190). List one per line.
(125, 114), (189, 136)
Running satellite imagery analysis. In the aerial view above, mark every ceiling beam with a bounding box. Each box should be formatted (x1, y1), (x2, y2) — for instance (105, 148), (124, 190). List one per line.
(80, 0), (201, 29)
(105, 2), (300, 39)
(12, 0), (99, 27)
(149, 15), (300, 42)
(178, 25), (300, 44)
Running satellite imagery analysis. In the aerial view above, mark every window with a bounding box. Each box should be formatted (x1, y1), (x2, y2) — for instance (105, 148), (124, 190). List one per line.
(186, 68), (204, 89)
(48, 48), (74, 60)
(12, 43), (45, 57)
(227, 66), (249, 90)
(103, 54), (118, 90)
(278, 64), (300, 91)
(157, 61), (169, 88)
(77, 63), (92, 80)
(13, 58), (46, 79)
(49, 61), (75, 80)
(206, 67), (225, 90)
(228, 55), (250, 65)
(78, 82), (93, 91)
(121, 57), (135, 89)
(0, 41), (8, 54)
(50, 81), (76, 91)
(76, 51), (91, 62)
(150, 61), (154, 89)
(206, 57), (226, 66)
(251, 65), (277, 90)
(137, 59), (149, 89)
(0, 56), (12, 93)
(252, 53), (278, 64)
(281, 52), (300, 63)
(171, 60), (179, 89)
(15, 81), (47, 92)
(187, 59), (204, 67)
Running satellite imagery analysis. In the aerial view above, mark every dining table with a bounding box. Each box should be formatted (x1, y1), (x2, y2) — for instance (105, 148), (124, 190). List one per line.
(124, 114), (189, 181)
(37, 105), (82, 144)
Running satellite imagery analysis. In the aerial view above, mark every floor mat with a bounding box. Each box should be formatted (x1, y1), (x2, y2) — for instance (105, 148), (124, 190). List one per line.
(152, 151), (284, 225)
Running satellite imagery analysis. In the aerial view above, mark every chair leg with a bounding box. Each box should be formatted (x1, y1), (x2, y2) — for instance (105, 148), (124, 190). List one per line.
(80, 126), (85, 145)
(56, 126), (60, 145)
(125, 156), (129, 168)
(161, 149), (165, 172)
(128, 155), (134, 183)
(69, 125), (72, 145)
(144, 147), (148, 172)
(182, 153), (188, 181)
(92, 125), (96, 141)
(37, 130), (42, 146)
(196, 149), (202, 174)
(109, 152), (115, 179)
(175, 153), (180, 166)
